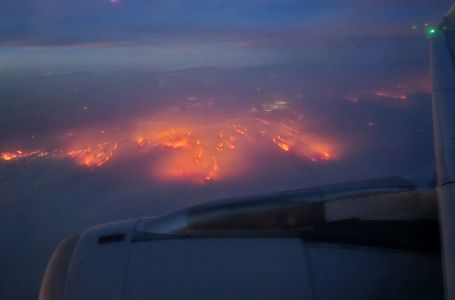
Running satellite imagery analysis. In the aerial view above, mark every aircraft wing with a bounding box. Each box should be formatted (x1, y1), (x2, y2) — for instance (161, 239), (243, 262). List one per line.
(430, 3), (455, 299)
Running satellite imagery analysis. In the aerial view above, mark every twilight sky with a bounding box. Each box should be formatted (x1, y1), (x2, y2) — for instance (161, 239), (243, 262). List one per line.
(0, 0), (451, 70)
(0, 1), (453, 299)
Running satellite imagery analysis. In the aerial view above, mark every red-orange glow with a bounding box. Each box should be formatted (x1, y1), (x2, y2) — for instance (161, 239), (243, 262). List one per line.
(273, 136), (291, 152)
(1, 150), (49, 161)
(322, 152), (331, 159)
(204, 157), (220, 182)
(136, 136), (144, 146)
(302, 143), (334, 161)
(140, 126), (239, 183)
(67, 142), (118, 167)
(346, 78), (432, 104)
(1, 152), (18, 161)
(152, 128), (192, 149)
(155, 151), (222, 184)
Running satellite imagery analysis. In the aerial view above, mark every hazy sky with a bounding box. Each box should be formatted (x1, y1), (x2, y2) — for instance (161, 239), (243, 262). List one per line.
(0, 1), (453, 299)
(0, 0), (451, 70)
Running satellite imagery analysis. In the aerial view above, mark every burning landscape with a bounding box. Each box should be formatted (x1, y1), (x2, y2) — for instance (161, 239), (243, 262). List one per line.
(0, 100), (337, 184)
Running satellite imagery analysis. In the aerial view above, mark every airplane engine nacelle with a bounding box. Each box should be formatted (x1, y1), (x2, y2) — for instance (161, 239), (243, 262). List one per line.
(39, 219), (442, 300)
(39, 177), (443, 300)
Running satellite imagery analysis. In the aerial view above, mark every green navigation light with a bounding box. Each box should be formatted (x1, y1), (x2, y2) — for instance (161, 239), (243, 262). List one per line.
(426, 27), (438, 37)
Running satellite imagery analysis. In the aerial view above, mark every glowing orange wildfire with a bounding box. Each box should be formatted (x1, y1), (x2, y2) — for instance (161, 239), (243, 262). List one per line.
(67, 142), (119, 167)
(0, 103), (339, 183)
(1, 150), (49, 161)
(133, 125), (244, 183)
